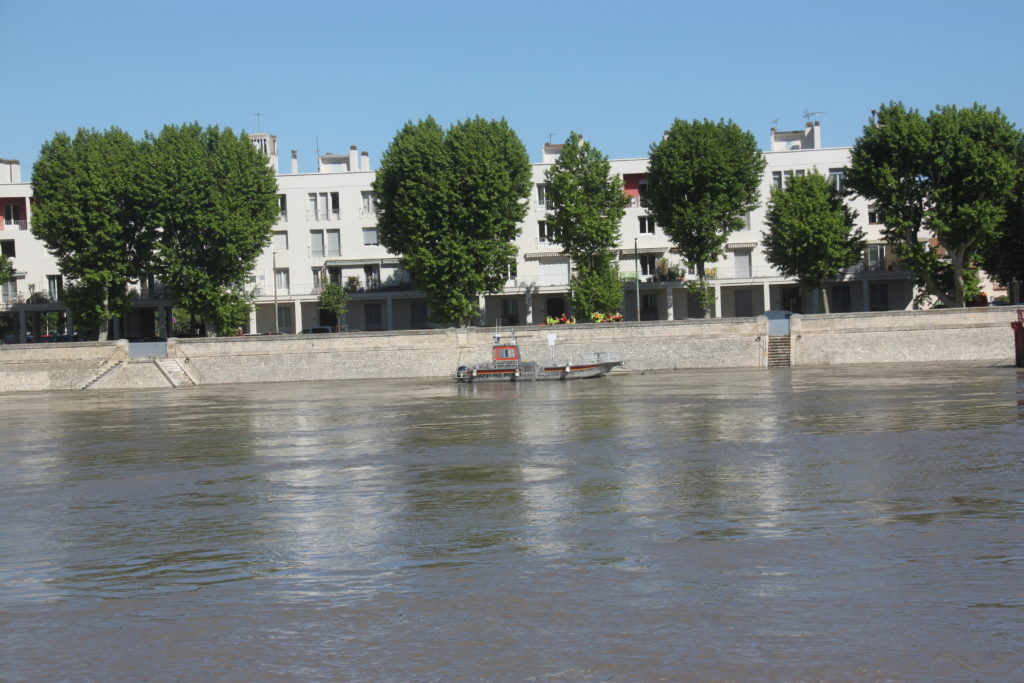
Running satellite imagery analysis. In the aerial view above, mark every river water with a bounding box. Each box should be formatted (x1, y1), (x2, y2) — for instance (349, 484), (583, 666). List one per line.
(1, 363), (1022, 682)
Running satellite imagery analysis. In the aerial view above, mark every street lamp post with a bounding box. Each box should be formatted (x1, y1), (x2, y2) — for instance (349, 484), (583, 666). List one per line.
(634, 237), (640, 322)
(272, 250), (279, 334)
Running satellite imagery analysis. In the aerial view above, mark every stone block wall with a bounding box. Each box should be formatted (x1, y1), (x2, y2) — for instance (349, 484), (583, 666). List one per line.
(791, 307), (1019, 366)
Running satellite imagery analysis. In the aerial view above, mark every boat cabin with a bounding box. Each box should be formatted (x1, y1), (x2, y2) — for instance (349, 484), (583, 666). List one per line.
(493, 344), (520, 362)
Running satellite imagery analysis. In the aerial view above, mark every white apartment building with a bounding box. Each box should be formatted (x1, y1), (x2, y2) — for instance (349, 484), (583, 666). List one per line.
(0, 122), (918, 342)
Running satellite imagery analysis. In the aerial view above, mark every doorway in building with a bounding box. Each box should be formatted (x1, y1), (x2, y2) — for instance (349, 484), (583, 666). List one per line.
(734, 289), (753, 317)
(782, 287), (802, 313)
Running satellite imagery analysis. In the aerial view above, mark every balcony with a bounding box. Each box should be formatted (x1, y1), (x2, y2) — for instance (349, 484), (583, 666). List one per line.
(306, 209), (340, 222)
(1, 219), (28, 231)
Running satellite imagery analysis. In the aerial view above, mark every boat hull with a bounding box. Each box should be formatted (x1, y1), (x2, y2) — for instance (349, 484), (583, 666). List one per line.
(453, 360), (621, 383)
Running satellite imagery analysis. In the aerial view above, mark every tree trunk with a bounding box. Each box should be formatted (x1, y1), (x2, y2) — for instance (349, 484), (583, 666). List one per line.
(951, 249), (966, 308)
(820, 285), (831, 314)
(97, 292), (109, 341)
(203, 316), (217, 337)
(696, 263), (712, 319)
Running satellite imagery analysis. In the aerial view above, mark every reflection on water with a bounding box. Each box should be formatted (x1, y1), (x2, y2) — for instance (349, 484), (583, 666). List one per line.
(1, 363), (1022, 681)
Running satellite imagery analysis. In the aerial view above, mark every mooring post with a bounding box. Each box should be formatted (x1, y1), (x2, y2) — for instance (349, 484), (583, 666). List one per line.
(1012, 309), (1024, 368)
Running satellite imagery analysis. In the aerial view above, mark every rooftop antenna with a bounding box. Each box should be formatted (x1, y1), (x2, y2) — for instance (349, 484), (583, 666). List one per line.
(548, 132), (555, 143)
(315, 136), (320, 173)
(255, 112), (263, 132)
(802, 109), (826, 122)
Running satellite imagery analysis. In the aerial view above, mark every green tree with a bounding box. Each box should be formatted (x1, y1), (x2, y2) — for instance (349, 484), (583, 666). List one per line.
(318, 281), (350, 331)
(0, 254), (13, 285)
(847, 102), (1021, 307)
(143, 123), (279, 335)
(31, 127), (149, 340)
(374, 116), (531, 325)
(763, 172), (865, 313)
(544, 131), (629, 318)
(645, 118), (766, 317)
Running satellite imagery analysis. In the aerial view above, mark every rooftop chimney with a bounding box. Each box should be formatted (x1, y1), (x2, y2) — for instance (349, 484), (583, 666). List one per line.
(290, 150), (298, 174)
(349, 145), (359, 173)
(360, 150), (370, 171)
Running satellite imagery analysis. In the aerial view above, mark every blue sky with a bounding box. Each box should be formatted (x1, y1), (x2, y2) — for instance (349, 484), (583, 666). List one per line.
(3, 0), (1022, 174)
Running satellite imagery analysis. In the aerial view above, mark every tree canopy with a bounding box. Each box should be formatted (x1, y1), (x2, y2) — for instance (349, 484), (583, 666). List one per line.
(31, 127), (149, 339)
(847, 102), (1022, 307)
(373, 116), (531, 325)
(318, 281), (350, 332)
(645, 118), (765, 317)
(763, 172), (865, 313)
(143, 123), (279, 335)
(0, 254), (13, 285)
(31, 124), (278, 338)
(544, 131), (629, 317)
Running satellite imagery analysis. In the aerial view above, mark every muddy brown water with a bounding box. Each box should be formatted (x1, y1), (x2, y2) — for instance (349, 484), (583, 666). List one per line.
(2, 363), (1022, 681)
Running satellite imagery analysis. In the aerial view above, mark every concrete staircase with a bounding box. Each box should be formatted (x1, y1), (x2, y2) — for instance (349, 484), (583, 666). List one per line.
(79, 359), (126, 390)
(767, 335), (791, 367)
(155, 358), (196, 387)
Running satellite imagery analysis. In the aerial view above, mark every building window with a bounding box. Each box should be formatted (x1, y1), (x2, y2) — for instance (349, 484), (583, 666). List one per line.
(771, 171), (782, 189)
(537, 183), (552, 209)
(638, 216), (655, 234)
(2, 278), (17, 302)
(311, 267), (323, 290)
(829, 168), (846, 191)
(794, 169), (805, 177)
(538, 220), (557, 244)
(638, 180), (649, 203)
(0, 240), (14, 257)
(639, 254), (657, 276)
(271, 231), (288, 251)
(274, 268), (290, 294)
(307, 192), (340, 221)
(365, 302), (383, 326)
(865, 244), (885, 271)
(362, 228), (379, 246)
(277, 306), (292, 333)
(868, 206), (882, 224)
(4, 203), (21, 226)
(326, 229), (341, 257)
(310, 230), (324, 257)
(505, 261), (517, 281)
(361, 191), (376, 216)
(278, 194), (288, 221)
(48, 275), (63, 302)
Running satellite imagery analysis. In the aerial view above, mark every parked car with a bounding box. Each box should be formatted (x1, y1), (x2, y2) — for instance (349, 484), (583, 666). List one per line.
(300, 327), (332, 334)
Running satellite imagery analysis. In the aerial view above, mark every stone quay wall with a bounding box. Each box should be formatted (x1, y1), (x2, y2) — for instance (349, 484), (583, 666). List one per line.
(0, 307), (1019, 393)
(791, 306), (1019, 366)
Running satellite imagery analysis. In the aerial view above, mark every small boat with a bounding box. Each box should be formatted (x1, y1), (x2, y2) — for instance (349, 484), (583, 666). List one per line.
(453, 332), (622, 383)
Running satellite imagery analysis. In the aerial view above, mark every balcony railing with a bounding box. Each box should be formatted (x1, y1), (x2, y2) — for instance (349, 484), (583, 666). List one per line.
(306, 209), (340, 222)
(2, 219), (28, 231)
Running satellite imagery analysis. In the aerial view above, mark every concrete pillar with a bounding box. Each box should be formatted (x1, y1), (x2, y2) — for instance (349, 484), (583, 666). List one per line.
(157, 306), (167, 337)
(861, 279), (870, 312)
(762, 282), (771, 312)
(113, 316), (121, 339)
(249, 309), (258, 334)
(292, 301), (301, 333)
(714, 283), (722, 318)
(386, 295), (394, 330)
(478, 294), (487, 325)
(66, 309), (74, 337)
(18, 309), (27, 343)
(665, 286), (674, 321)
(524, 293), (533, 325)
